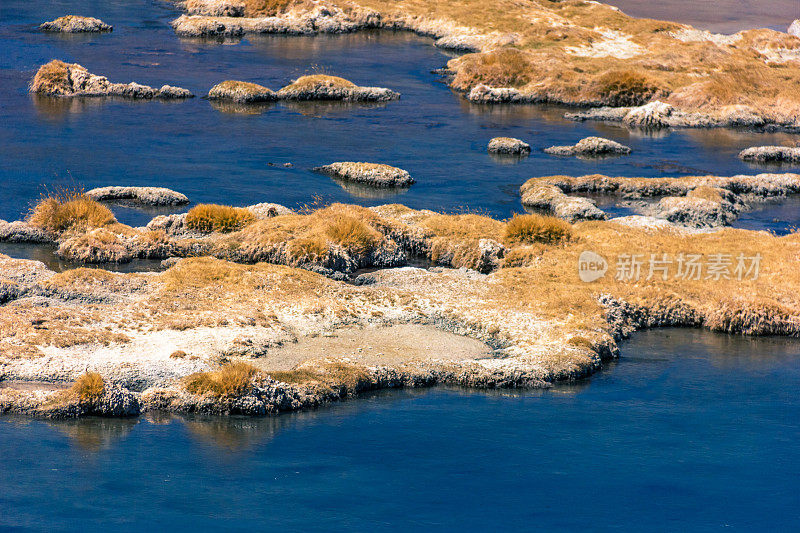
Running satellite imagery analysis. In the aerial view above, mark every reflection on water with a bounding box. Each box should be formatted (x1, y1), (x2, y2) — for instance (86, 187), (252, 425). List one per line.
(208, 99), (277, 115)
(1, 329), (799, 530)
(0, 242), (165, 273)
(331, 178), (411, 199)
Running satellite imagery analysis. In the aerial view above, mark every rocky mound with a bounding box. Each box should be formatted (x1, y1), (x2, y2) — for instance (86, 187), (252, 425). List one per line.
(520, 184), (607, 222)
(185, 0), (244, 17)
(487, 137), (531, 155)
(544, 137), (631, 157)
(738, 146), (800, 164)
(40, 15), (112, 33)
(276, 75), (399, 102)
(30, 60), (193, 99)
(86, 186), (190, 206)
(207, 80), (276, 103)
(314, 162), (414, 188)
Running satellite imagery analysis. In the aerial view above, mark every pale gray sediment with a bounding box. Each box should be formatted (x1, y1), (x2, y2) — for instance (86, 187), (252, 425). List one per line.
(86, 186), (190, 206)
(738, 146), (800, 164)
(314, 162), (414, 188)
(544, 136), (631, 157)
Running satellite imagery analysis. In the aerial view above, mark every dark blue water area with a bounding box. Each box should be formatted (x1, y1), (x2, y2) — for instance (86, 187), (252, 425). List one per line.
(2, 0), (800, 230)
(1, 328), (799, 531)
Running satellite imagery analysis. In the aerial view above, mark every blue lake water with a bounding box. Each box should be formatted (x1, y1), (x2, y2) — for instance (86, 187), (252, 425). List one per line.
(1, 0), (799, 232)
(1, 329), (799, 531)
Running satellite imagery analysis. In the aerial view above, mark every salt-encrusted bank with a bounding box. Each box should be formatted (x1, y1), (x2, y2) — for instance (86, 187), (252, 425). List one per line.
(30, 60), (193, 99)
(521, 173), (800, 228)
(171, 0), (800, 130)
(2, 197), (800, 418)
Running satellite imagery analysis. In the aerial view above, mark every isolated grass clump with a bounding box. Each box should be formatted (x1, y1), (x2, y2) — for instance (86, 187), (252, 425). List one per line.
(69, 372), (105, 403)
(186, 204), (256, 233)
(184, 362), (259, 398)
(503, 213), (572, 245)
(29, 59), (74, 95)
(28, 191), (116, 233)
(596, 70), (660, 106)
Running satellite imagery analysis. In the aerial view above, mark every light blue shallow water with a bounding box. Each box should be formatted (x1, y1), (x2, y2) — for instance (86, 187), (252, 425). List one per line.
(1, 329), (799, 531)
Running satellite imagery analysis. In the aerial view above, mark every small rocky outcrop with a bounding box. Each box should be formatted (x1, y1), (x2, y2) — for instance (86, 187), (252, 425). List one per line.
(38, 386), (140, 419)
(247, 202), (294, 219)
(0, 220), (53, 243)
(487, 137), (531, 155)
(40, 15), (112, 33)
(185, 0), (245, 17)
(622, 101), (675, 128)
(738, 146), (800, 164)
(520, 184), (607, 222)
(544, 137), (631, 157)
(207, 80), (276, 103)
(276, 75), (399, 102)
(86, 186), (190, 206)
(314, 162), (414, 188)
(30, 60), (193, 99)
(789, 20), (800, 38)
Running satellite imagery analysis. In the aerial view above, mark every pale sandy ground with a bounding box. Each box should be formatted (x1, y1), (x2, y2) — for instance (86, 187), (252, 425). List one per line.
(250, 324), (495, 371)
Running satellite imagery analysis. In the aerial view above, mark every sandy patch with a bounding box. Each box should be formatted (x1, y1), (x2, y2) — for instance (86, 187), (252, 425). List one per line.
(253, 324), (494, 371)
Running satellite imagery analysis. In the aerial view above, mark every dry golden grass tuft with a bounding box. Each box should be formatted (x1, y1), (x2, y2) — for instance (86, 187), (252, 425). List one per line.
(69, 372), (105, 403)
(29, 59), (73, 95)
(268, 361), (371, 392)
(27, 191), (116, 234)
(595, 70), (662, 106)
(242, 0), (303, 16)
(186, 204), (256, 233)
(170, 350), (187, 359)
(184, 362), (259, 397)
(324, 215), (381, 255)
(503, 214), (572, 245)
(451, 48), (533, 90)
(687, 186), (724, 203)
(282, 74), (357, 90)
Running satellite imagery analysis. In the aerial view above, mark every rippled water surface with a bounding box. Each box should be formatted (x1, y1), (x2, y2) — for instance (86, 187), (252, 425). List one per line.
(1, 0), (800, 231)
(1, 330), (799, 531)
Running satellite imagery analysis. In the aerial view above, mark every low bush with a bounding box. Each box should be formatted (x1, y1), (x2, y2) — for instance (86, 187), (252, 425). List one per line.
(185, 204), (256, 233)
(596, 70), (660, 106)
(184, 362), (259, 397)
(503, 213), (572, 245)
(28, 191), (116, 233)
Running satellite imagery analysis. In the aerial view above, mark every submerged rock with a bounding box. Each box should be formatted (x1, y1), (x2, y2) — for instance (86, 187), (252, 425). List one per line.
(487, 137), (531, 155)
(520, 184), (607, 222)
(207, 80), (276, 103)
(40, 15), (112, 33)
(185, 0), (245, 17)
(738, 146), (800, 164)
(30, 60), (193, 99)
(314, 162), (414, 188)
(544, 136), (631, 157)
(276, 75), (399, 102)
(86, 186), (190, 206)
